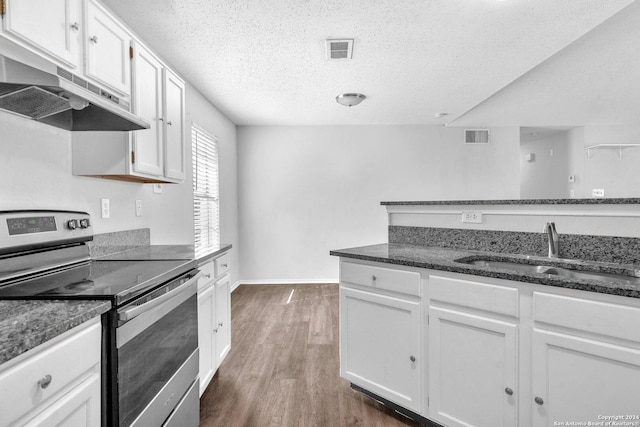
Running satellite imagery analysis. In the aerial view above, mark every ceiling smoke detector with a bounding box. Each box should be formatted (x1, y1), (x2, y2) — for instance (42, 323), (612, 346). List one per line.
(326, 39), (354, 60)
(336, 93), (366, 107)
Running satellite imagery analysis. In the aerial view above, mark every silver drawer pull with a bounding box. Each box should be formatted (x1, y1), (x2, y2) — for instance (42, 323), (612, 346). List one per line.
(409, 355), (416, 362)
(534, 396), (544, 405)
(38, 375), (52, 389)
(70, 22), (80, 31)
(371, 275), (377, 281)
(89, 35), (98, 43)
(505, 387), (514, 396)
(213, 328), (218, 333)
(218, 322), (223, 327)
(204, 273), (211, 278)
(221, 263), (228, 268)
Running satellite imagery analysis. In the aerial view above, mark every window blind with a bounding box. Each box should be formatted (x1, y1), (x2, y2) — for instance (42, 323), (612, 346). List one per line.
(192, 123), (220, 257)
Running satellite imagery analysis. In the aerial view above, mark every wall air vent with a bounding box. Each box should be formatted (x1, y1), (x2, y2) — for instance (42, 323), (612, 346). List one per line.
(465, 129), (490, 144)
(326, 39), (354, 60)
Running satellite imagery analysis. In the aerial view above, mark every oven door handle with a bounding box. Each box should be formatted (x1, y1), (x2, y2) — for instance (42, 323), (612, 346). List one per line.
(118, 271), (201, 322)
(117, 272), (200, 349)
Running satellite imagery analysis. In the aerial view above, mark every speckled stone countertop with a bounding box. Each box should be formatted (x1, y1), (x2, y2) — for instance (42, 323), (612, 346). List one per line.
(96, 243), (232, 264)
(381, 198), (640, 205)
(0, 300), (111, 365)
(330, 243), (640, 298)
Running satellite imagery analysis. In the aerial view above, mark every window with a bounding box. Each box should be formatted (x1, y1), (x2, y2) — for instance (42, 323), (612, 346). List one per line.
(192, 123), (219, 256)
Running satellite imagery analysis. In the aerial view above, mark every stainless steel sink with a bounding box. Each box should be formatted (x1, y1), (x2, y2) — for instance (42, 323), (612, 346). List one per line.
(457, 258), (640, 286)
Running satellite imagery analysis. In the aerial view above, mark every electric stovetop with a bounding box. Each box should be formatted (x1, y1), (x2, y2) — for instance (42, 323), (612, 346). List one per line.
(0, 258), (196, 306)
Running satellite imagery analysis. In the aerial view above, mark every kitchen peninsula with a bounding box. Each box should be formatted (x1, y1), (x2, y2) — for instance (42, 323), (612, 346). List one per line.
(332, 198), (640, 427)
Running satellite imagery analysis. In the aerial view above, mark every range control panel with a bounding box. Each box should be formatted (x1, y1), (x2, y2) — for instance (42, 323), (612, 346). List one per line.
(0, 210), (92, 252)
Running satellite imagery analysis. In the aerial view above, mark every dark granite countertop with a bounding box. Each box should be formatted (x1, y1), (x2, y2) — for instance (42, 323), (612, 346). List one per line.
(96, 243), (232, 264)
(330, 243), (640, 298)
(381, 198), (640, 205)
(0, 300), (111, 365)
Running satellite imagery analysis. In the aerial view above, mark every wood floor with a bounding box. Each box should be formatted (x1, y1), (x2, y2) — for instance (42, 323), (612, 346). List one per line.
(199, 284), (422, 427)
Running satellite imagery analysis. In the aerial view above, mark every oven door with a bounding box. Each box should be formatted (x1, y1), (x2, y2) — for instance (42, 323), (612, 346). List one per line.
(115, 269), (200, 427)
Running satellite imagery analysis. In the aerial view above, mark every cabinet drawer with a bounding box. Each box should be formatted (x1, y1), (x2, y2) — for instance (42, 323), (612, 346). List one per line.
(214, 253), (230, 278)
(340, 261), (420, 296)
(198, 260), (215, 291)
(0, 320), (101, 425)
(533, 292), (640, 342)
(429, 275), (519, 317)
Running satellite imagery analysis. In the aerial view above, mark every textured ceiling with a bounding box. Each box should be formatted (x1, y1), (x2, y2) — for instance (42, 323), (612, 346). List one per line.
(102, 0), (635, 126)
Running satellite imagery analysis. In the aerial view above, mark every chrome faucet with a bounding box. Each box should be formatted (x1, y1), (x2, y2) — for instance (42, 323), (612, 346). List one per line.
(544, 222), (559, 258)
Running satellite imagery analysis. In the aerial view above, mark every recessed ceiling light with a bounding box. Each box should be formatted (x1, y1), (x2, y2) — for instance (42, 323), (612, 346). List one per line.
(336, 93), (366, 107)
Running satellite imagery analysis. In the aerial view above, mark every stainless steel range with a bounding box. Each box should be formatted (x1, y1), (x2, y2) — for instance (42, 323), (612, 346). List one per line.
(0, 210), (200, 427)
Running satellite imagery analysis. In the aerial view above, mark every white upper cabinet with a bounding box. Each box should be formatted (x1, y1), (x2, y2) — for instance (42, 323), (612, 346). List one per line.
(131, 41), (164, 177)
(162, 68), (186, 181)
(84, 0), (131, 96)
(1, 0), (82, 69)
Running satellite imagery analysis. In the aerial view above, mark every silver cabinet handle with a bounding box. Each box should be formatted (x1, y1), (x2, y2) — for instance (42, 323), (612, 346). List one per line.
(38, 375), (52, 389)
(70, 22), (80, 31)
(505, 387), (513, 396)
(371, 275), (377, 281)
(213, 328), (218, 333)
(159, 117), (164, 122)
(166, 121), (172, 126)
(218, 322), (223, 327)
(204, 274), (211, 279)
(534, 396), (544, 405)
(409, 355), (416, 362)
(222, 263), (228, 268)
(89, 35), (98, 43)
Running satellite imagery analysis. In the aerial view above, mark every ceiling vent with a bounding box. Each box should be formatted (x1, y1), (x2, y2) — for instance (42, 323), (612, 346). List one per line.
(326, 39), (353, 60)
(465, 129), (490, 144)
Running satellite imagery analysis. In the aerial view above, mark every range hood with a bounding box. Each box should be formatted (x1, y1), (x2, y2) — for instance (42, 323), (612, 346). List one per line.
(0, 53), (149, 131)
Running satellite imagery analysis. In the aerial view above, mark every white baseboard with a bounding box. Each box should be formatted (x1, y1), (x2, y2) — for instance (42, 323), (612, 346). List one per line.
(230, 280), (241, 293)
(236, 278), (338, 287)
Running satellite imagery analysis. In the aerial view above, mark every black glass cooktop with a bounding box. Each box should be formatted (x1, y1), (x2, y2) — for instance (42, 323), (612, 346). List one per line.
(0, 259), (196, 306)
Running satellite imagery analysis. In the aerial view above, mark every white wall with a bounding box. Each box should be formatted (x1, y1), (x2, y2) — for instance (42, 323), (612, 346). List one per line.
(237, 125), (520, 283)
(520, 131), (570, 199)
(577, 125), (640, 199)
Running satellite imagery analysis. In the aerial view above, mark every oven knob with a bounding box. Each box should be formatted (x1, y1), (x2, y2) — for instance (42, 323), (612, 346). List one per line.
(79, 218), (90, 229)
(67, 219), (78, 230)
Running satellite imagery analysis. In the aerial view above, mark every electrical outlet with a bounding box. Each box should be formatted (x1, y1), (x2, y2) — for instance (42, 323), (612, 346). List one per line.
(153, 184), (163, 194)
(135, 200), (143, 217)
(462, 211), (483, 224)
(592, 189), (605, 198)
(101, 199), (110, 219)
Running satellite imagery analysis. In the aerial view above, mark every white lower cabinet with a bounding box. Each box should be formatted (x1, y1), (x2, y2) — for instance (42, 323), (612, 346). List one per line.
(197, 252), (232, 396)
(531, 329), (640, 426)
(0, 317), (101, 427)
(339, 260), (422, 413)
(214, 273), (231, 366)
(197, 274), (216, 397)
(428, 307), (517, 427)
(337, 258), (640, 427)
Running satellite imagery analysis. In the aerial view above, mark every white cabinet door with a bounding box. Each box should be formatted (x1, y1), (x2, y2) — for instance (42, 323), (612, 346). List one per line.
(340, 286), (422, 413)
(531, 329), (640, 427)
(428, 307), (518, 427)
(1, 0), (82, 69)
(85, 0), (131, 96)
(131, 42), (164, 177)
(197, 282), (216, 397)
(24, 371), (101, 427)
(162, 68), (186, 181)
(214, 274), (231, 366)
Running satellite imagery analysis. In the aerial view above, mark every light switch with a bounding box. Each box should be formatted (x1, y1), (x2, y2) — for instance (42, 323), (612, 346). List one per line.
(135, 200), (143, 217)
